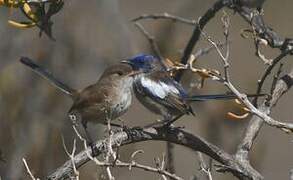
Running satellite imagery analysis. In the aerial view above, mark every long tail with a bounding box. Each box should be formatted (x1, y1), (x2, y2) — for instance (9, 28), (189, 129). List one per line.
(186, 94), (266, 101)
(20, 57), (77, 98)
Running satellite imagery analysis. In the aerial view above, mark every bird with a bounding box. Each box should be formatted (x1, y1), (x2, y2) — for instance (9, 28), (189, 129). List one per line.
(122, 54), (264, 126)
(20, 57), (141, 153)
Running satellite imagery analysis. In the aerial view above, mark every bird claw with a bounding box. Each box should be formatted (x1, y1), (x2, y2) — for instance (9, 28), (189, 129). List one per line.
(162, 120), (174, 128)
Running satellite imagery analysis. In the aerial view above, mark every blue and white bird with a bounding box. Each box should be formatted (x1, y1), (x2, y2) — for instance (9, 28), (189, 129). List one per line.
(122, 54), (263, 125)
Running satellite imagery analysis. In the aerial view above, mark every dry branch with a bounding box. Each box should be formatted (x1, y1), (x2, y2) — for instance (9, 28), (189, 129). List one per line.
(236, 69), (293, 160)
(47, 125), (263, 180)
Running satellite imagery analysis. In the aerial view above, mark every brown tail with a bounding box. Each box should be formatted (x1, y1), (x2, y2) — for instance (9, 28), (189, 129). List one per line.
(20, 57), (77, 98)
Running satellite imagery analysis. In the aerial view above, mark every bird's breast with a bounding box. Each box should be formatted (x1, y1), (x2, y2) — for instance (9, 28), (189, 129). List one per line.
(110, 88), (132, 118)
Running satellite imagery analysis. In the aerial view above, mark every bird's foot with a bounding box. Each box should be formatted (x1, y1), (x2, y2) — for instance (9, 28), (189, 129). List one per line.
(161, 118), (185, 129)
(162, 120), (175, 129)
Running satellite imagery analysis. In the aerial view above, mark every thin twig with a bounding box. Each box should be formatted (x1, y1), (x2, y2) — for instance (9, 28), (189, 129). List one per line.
(199, 12), (293, 133)
(176, 0), (229, 81)
(270, 63), (283, 95)
(90, 159), (183, 180)
(197, 152), (213, 180)
(105, 117), (115, 180)
(132, 13), (196, 25)
(61, 137), (79, 179)
(193, 41), (229, 60)
(22, 158), (40, 180)
(236, 68), (293, 160)
(133, 22), (164, 60)
(234, 5), (293, 52)
(75, 126), (183, 180)
(253, 49), (293, 106)
(47, 125), (263, 180)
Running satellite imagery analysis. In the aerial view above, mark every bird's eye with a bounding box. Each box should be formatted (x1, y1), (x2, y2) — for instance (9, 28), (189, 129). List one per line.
(116, 71), (123, 76)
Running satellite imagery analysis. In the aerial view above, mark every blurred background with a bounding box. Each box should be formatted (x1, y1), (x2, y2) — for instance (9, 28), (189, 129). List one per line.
(0, 0), (292, 179)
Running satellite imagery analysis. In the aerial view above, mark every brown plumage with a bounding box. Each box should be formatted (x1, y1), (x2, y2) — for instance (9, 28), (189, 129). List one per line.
(68, 64), (136, 125)
(20, 57), (138, 150)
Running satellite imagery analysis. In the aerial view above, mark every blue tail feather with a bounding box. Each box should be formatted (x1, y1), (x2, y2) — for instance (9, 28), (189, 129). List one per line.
(187, 94), (265, 101)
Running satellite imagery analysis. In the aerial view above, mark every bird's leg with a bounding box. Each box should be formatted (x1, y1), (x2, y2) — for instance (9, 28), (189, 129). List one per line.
(163, 114), (184, 127)
(143, 114), (184, 128)
(142, 118), (167, 128)
(81, 120), (98, 157)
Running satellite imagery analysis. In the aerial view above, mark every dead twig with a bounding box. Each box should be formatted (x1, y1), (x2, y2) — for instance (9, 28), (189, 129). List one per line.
(61, 137), (79, 180)
(132, 13), (196, 25)
(134, 22), (164, 61)
(22, 158), (40, 180)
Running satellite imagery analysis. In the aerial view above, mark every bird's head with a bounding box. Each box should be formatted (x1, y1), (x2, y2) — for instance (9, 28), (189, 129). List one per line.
(100, 63), (142, 80)
(121, 54), (161, 73)
(97, 63), (143, 90)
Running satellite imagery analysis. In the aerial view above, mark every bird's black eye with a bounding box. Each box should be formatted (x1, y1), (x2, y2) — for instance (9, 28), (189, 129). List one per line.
(116, 71), (124, 76)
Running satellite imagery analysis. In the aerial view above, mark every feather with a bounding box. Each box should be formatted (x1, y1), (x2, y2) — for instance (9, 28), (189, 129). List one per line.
(134, 71), (193, 115)
(187, 94), (266, 101)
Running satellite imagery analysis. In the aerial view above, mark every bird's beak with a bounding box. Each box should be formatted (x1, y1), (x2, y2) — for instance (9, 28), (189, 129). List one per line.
(128, 69), (143, 76)
(121, 59), (142, 76)
(121, 59), (132, 65)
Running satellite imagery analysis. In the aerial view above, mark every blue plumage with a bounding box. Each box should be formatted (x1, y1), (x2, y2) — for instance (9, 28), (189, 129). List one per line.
(123, 54), (193, 121)
(125, 54), (164, 72)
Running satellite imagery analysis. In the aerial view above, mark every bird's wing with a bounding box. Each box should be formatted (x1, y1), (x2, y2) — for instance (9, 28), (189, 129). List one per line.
(135, 71), (193, 115)
(70, 84), (109, 111)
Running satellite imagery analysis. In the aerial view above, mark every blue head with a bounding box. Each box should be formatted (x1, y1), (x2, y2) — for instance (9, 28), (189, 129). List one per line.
(122, 54), (162, 72)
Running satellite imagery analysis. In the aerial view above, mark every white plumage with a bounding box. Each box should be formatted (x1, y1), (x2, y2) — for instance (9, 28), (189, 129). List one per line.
(140, 76), (179, 99)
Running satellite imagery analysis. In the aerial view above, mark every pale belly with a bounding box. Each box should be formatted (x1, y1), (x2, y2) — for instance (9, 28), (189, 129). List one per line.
(110, 91), (132, 120)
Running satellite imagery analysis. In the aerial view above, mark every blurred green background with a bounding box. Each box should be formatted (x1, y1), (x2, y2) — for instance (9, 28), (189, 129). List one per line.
(0, 0), (292, 179)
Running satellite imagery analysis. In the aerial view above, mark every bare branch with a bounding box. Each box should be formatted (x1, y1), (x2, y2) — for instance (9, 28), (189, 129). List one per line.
(197, 152), (213, 180)
(76, 125), (184, 180)
(105, 118), (115, 180)
(133, 22), (164, 60)
(132, 13), (196, 25)
(253, 50), (293, 105)
(234, 6), (293, 52)
(47, 126), (263, 180)
(89, 158), (184, 180)
(61, 137), (79, 180)
(199, 12), (293, 133)
(22, 158), (40, 180)
(236, 68), (293, 160)
(175, 0), (230, 81)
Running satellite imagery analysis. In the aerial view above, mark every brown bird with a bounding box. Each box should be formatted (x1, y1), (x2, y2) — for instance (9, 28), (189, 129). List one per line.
(20, 57), (140, 152)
